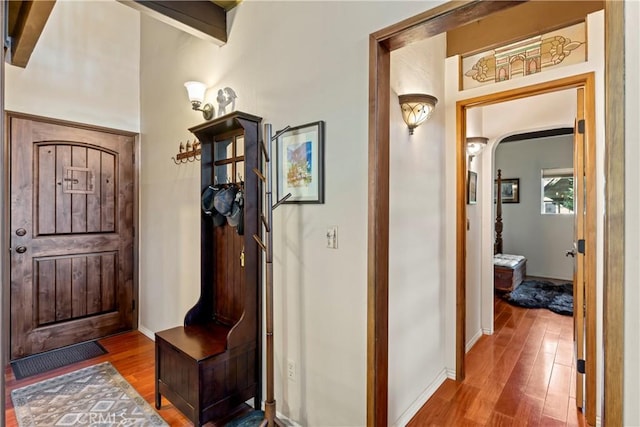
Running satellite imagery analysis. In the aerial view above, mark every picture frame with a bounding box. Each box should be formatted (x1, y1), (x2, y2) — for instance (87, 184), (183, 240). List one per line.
(495, 178), (519, 203)
(467, 171), (477, 205)
(276, 121), (325, 204)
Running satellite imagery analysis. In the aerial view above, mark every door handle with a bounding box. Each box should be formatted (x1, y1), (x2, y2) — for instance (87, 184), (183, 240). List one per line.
(15, 228), (27, 236)
(15, 246), (27, 254)
(566, 249), (576, 258)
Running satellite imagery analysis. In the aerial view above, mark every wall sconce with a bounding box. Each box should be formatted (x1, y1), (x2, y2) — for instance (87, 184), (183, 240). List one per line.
(466, 137), (488, 159)
(184, 81), (214, 120)
(398, 93), (438, 135)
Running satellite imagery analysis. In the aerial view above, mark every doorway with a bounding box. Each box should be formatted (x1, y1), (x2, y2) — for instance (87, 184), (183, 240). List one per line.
(8, 114), (137, 360)
(367, 2), (624, 427)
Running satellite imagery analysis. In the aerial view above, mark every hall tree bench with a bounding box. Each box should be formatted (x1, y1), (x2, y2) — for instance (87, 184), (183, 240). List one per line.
(155, 112), (262, 427)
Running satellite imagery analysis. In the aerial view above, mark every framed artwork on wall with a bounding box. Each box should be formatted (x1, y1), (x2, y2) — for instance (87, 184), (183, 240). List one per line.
(467, 171), (477, 204)
(276, 121), (325, 204)
(495, 178), (520, 203)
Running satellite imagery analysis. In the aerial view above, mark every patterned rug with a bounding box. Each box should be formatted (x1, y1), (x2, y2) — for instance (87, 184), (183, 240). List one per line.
(11, 362), (167, 427)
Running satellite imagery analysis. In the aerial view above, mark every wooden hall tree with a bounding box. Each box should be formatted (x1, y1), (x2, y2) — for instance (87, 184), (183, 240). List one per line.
(155, 112), (262, 427)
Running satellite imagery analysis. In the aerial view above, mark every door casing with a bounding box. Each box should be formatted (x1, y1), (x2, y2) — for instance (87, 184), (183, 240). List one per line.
(3, 112), (140, 362)
(367, 2), (624, 426)
(456, 73), (597, 423)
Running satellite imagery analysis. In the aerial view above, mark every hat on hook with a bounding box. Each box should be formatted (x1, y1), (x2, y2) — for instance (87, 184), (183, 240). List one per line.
(226, 189), (244, 230)
(201, 185), (225, 226)
(213, 185), (238, 216)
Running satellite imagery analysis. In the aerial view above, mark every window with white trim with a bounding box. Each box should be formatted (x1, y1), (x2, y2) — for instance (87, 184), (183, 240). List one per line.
(541, 168), (574, 214)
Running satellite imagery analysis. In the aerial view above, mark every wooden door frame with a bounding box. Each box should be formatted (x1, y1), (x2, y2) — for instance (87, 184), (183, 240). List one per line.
(456, 73), (597, 423)
(367, 1), (624, 426)
(2, 111), (141, 357)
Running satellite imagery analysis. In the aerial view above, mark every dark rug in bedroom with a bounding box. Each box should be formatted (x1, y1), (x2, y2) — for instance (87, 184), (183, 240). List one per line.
(502, 280), (573, 316)
(10, 341), (107, 380)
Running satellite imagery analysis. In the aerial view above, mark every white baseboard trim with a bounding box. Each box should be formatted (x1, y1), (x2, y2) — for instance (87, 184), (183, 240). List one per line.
(137, 325), (155, 341)
(465, 329), (483, 352)
(482, 327), (493, 335)
(257, 402), (301, 427)
(392, 368), (448, 427)
(446, 368), (456, 379)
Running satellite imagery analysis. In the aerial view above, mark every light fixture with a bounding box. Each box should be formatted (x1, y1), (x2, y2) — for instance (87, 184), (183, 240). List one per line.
(184, 81), (214, 120)
(466, 136), (488, 159)
(398, 93), (438, 135)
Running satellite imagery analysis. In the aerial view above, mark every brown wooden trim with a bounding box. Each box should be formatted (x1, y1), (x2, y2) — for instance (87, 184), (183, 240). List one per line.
(373, 1), (524, 52)
(603, 1), (625, 425)
(455, 103), (466, 381)
(4, 111), (138, 137)
(367, 34), (390, 427)
(583, 71), (598, 426)
(8, 0), (56, 68)
(446, 1), (604, 58)
(1, 2), (7, 424)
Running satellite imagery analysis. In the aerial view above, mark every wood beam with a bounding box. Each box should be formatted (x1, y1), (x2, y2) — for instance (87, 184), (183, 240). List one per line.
(8, 0), (56, 68)
(119, 1), (228, 45)
(447, 0), (604, 58)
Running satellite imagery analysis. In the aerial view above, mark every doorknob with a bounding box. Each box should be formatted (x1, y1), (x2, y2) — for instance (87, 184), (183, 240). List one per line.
(15, 228), (26, 236)
(15, 246), (27, 254)
(566, 249), (576, 257)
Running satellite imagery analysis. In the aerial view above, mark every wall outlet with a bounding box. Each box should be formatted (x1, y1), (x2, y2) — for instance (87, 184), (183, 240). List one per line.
(287, 359), (296, 382)
(326, 226), (338, 249)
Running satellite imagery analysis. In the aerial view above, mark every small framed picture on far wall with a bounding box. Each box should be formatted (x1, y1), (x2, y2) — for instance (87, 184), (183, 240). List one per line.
(467, 171), (477, 205)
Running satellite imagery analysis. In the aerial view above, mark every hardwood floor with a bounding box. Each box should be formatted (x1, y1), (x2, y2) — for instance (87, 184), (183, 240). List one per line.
(4, 298), (586, 426)
(408, 296), (587, 426)
(4, 331), (249, 427)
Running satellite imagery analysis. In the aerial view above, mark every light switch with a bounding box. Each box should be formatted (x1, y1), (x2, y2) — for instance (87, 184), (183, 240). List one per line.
(326, 226), (338, 249)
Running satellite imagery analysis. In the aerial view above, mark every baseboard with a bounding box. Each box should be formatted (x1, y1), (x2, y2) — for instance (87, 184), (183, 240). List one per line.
(482, 327), (493, 335)
(465, 329), (483, 353)
(392, 368), (448, 427)
(257, 402), (301, 426)
(446, 368), (456, 379)
(137, 325), (155, 341)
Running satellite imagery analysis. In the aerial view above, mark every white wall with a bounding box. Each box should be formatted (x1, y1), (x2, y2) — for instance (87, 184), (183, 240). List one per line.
(138, 2), (445, 426)
(495, 135), (574, 281)
(625, 1), (640, 425)
(466, 108), (485, 342)
(4, 1), (140, 131)
(388, 35), (446, 426)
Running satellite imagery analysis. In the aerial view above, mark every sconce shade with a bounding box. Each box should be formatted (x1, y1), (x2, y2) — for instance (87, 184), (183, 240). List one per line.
(466, 136), (489, 157)
(184, 81), (207, 104)
(399, 93), (438, 135)
(184, 81), (214, 120)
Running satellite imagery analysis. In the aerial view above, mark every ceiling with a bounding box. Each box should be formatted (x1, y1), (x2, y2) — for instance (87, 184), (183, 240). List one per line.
(6, 0), (242, 68)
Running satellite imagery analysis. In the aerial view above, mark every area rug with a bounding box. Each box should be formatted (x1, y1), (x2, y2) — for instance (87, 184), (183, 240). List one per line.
(503, 280), (573, 316)
(11, 341), (107, 380)
(11, 361), (167, 427)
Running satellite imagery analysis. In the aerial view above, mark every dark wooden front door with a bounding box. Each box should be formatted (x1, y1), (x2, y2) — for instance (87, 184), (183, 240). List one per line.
(9, 115), (135, 360)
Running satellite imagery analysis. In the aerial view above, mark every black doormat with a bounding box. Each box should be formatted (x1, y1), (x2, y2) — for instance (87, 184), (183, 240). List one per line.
(502, 280), (574, 316)
(10, 341), (107, 380)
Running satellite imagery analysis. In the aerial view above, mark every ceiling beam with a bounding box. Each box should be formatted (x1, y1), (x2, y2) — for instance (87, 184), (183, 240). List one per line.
(8, 0), (56, 68)
(119, 1), (228, 46)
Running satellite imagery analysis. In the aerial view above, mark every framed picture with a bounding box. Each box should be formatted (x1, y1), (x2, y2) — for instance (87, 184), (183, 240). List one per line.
(276, 121), (325, 204)
(495, 178), (519, 203)
(467, 171), (477, 205)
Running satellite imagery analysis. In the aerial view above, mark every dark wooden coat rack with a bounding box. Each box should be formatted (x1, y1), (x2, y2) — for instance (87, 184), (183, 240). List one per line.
(253, 123), (291, 427)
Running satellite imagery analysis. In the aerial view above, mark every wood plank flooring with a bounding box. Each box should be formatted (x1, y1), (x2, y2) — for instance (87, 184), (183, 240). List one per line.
(5, 297), (586, 426)
(408, 296), (587, 426)
(4, 331), (249, 427)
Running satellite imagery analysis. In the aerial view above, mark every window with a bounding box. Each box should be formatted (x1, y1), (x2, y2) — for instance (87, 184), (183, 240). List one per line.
(541, 168), (573, 214)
